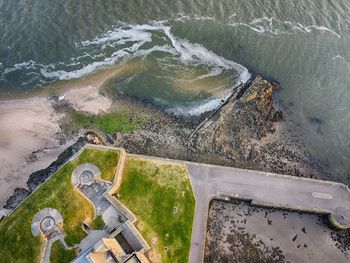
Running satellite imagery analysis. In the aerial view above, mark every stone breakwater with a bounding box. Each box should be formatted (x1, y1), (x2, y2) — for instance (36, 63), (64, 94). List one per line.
(188, 76), (325, 178)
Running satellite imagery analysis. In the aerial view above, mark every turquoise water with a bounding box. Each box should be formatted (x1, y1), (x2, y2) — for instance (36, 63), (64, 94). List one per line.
(0, 0), (349, 181)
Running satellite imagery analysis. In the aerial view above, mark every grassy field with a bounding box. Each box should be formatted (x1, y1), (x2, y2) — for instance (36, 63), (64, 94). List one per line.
(72, 111), (139, 134)
(117, 158), (195, 263)
(0, 148), (119, 263)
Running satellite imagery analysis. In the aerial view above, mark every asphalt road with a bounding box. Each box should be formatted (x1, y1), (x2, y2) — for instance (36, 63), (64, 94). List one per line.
(186, 162), (350, 263)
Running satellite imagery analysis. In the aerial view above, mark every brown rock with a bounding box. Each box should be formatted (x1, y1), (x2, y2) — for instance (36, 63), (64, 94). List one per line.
(188, 76), (324, 178)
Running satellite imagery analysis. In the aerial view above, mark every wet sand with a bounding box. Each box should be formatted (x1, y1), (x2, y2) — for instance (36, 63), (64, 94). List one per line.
(62, 86), (112, 114)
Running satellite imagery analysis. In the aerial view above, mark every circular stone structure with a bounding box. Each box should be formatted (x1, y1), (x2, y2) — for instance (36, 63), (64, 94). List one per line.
(40, 216), (56, 235)
(80, 170), (94, 185)
(71, 163), (100, 187)
(31, 208), (63, 238)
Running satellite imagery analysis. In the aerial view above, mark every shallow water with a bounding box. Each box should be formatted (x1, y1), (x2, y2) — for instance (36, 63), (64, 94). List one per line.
(0, 0), (349, 181)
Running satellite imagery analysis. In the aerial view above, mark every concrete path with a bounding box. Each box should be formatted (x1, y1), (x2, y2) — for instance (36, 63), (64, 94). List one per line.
(186, 162), (350, 263)
(79, 230), (108, 252)
(41, 233), (64, 263)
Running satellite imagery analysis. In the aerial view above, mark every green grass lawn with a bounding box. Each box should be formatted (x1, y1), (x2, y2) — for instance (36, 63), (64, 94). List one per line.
(0, 147), (119, 263)
(50, 242), (76, 263)
(72, 111), (139, 134)
(90, 215), (105, 230)
(117, 158), (195, 263)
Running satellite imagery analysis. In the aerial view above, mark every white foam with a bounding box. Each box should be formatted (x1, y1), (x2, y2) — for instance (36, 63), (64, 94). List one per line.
(302, 25), (341, 38)
(37, 21), (250, 85)
(161, 25), (250, 83)
(168, 98), (222, 116)
(229, 16), (341, 38)
(2, 60), (40, 75)
(332, 55), (343, 60)
(134, 44), (177, 57)
(1, 20), (252, 116)
(80, 25), (153, 47)
(171, 14), (215, 23)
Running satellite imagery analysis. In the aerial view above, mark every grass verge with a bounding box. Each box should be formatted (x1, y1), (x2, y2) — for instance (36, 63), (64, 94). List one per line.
(117, 158), (195, 263)
(0, 147), (119, 263)
(72, 111), (139, 134)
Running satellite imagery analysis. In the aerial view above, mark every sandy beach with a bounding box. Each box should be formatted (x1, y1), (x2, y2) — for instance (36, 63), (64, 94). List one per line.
(0, 63), (143, 207)
(0, 82), (113, 206)
(0, 97), (63, 206)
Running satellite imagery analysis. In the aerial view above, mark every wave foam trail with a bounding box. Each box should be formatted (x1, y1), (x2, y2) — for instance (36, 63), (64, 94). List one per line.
(229, 16), (341, 38)
(2, 20), (250, 85)
(1, 20), (251, 115)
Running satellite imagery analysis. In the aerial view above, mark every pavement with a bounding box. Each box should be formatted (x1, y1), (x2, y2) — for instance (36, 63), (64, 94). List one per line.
(79, 180), (111, 215)
(79, 230), (108, 252)
(186, 162), (350, 263)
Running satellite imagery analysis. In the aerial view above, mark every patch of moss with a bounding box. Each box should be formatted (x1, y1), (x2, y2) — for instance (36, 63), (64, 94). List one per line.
(73, 111), (138, 134)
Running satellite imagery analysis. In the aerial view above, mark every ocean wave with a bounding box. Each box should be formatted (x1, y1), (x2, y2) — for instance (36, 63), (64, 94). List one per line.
(0, 20), (251, 115)
(2, 60), (41, 75)
(229, 16), (341, 38)
(1, 20), (250, 84)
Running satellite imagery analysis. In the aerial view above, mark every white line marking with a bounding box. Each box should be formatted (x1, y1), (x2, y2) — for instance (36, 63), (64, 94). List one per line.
(312, 192), (333, 199)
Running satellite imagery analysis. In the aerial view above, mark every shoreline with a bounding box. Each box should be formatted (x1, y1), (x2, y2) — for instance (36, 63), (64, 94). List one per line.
(0, 74), (336, 209)
(0, 97), (66, 207)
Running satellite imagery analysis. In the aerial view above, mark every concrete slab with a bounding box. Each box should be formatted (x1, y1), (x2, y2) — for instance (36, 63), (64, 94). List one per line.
(186, 162), (350, 263)
(79, 180), (111, 215)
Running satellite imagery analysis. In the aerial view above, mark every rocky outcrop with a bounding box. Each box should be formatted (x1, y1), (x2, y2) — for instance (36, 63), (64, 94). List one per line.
(4, 188), (31, 210)
(190, 76), (279, 154)
(188, 76), (324, 178)
(3, 137), (86, 210)
(26, 137), (86, 192)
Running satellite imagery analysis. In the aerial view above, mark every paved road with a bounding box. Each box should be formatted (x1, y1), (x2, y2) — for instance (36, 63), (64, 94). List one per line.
(186, 162), (350, 263)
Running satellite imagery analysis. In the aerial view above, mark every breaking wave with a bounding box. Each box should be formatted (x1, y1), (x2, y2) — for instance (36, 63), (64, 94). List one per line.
(1, 20), (249, 84)
(0, 20), (251, 115)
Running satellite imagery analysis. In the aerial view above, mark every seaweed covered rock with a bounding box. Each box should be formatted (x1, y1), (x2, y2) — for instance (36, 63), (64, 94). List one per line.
(189, 75), (323, 178)
(190, 76), (280, 159)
